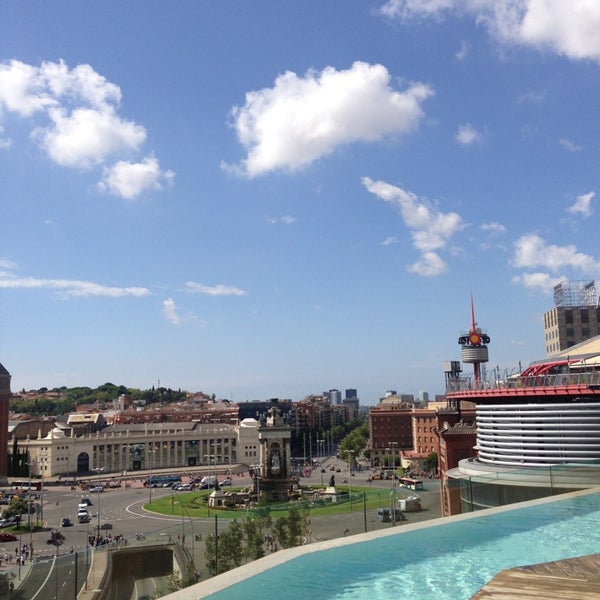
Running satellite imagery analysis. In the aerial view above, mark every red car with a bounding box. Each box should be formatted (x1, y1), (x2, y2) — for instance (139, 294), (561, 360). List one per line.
(0, 532), (17, 542)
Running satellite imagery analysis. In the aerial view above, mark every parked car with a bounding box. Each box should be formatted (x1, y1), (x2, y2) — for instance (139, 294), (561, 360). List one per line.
(61, 517), (72, 527)
(176, 483), (192, 491)
(0, 516), (16, 528)
(0, 532), (17, 542)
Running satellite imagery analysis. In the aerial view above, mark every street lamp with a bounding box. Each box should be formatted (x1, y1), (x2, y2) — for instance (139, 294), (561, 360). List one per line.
(148, 446), (156, 504)
(318, 440), (324, 485)
(93, 467), (104, 535)
(348, 450), (355, 512)
(388, 442), (398, 526)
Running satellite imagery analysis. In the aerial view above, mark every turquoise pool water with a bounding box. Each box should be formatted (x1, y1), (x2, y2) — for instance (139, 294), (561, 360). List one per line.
(205, 491), (600, 600)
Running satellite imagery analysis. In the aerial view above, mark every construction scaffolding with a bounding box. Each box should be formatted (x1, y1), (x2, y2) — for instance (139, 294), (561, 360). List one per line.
(553, 280), (597, 307)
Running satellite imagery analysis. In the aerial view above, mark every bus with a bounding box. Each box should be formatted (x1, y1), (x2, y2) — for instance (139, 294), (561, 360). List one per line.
(145, 475), (182, 488)
(12, 481), (41, 492)
(398, 477), (424, 491)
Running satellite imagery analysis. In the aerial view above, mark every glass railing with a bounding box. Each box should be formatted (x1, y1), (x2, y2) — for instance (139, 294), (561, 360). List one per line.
(446, 460), (600, 513)
(446, 370), (600, 394)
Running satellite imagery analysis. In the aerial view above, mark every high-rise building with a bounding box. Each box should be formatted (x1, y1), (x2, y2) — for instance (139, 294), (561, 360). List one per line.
(328, 389), (342, 405)
(345, 388), (357, 400)
(544, 280), (600, 355)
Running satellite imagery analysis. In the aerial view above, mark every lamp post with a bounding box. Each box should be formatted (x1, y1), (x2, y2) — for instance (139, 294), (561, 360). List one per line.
(85, 519), (90, 589)
(318, 440), (324, 485)
(389, 442), (398, 526)
(93, 467), (104, 536)
(348, 450), (355, 512)
(148, 446), (156, 504)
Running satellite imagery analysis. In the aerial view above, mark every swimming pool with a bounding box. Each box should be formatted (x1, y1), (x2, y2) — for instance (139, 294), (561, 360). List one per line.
(199, 489), (600, 600)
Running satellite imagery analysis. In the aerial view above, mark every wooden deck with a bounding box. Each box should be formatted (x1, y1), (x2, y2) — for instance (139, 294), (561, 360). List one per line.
(471, 553), (600, 599)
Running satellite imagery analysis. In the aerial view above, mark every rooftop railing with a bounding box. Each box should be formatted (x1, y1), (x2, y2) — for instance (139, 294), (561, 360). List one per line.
(446, 369), (600, 394)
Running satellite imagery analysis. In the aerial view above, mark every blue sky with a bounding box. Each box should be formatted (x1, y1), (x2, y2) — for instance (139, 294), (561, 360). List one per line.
(1, 1), (600, 404)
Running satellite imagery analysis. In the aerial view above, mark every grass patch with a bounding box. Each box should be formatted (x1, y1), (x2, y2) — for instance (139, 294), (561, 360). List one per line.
(145, 486), (409, 520)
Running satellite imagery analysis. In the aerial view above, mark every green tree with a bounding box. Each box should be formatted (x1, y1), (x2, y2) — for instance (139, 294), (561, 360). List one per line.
(272, 506), (307, 549)
(423, 452), (438, 472)
(204, 534), (218, 577)
(243, 514), (272, 561)
(219, 519), (244, 570)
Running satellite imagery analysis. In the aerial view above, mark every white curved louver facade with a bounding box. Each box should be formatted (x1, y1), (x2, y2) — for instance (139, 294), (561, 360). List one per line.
(476, 402), (600, 467)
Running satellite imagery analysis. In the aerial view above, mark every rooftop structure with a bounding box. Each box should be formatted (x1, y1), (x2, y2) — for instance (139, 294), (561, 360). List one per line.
(553, 280), (597, 307)
(544, 281), (600, 355)
(457, 295), (490, 384)
(445, 330), (600, 513)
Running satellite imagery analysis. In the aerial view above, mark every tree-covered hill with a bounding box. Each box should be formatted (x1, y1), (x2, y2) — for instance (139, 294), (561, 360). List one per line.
(10, 382), (188, 416)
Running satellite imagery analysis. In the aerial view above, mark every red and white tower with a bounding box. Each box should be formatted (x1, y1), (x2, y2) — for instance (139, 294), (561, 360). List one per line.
(458, 295), (490, 384)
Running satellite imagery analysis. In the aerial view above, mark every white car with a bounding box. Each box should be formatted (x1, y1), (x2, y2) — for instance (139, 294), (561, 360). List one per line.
(89, 486), (104, 493)
(219, 478), (232, 487)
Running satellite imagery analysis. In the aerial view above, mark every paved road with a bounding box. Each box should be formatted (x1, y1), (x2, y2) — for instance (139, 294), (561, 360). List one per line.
(1, 460), (441, 596)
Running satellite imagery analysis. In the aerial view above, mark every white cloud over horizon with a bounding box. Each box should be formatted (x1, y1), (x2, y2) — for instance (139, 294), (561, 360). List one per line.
(0, 273), (150, 298)
(225, 61), (433, 177)
(184, 282), (247, 296)
(379, 1), (600, 62)
(362, 176), (465, 276)
(512, 234), (600, 290)
(0, 59), (173, 199)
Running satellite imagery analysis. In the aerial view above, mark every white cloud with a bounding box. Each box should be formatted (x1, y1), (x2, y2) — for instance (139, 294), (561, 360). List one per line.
(512, 271), (565, 293)
(185, 282), (247, 296)
(162, 298), (181, 325)
(0, 125), (11, 149)
(0, 60), (57, 116)
(362, 176), (465, 276)
(266, 215), (297, 225)
(456, 123), (482, 145)
(379, 1), (600, 62)
(518, 91), (545, 104)
(559, 138), (582, 152)
(225, 61), (433, 177)
(381, 236), (399, 246)
(567, 191), (595, 218)
(481, 221), (507, 234)
(408, 251), (448, 276)
(0, 273), (150, 298)
(379, 0), (456, 21)
(0, 258), (17, 274)
(455, 41), (469, 60)
(98, 157), (175, 199)
(35, 106), (146, 169)
(0, 59), (173, 196)
(512, 234), (600, 274)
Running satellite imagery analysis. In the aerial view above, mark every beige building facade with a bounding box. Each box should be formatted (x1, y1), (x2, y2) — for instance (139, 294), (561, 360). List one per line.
(18, 419), (260, 478)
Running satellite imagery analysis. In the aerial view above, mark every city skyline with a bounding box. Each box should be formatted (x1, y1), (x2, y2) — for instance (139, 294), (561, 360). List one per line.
(2, 2), (600, 404)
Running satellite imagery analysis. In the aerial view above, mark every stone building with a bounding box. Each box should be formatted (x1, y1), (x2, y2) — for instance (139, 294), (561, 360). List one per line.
(17, 419), (259, 478)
